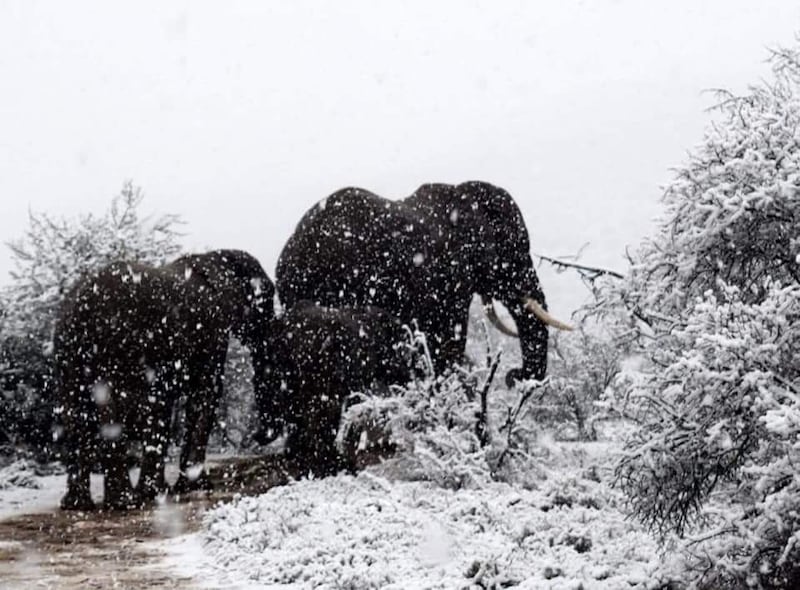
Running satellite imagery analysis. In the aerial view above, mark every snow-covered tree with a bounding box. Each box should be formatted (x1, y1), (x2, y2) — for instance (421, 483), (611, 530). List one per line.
(613, 46), (800, 588)
(0, 182), (183, 451)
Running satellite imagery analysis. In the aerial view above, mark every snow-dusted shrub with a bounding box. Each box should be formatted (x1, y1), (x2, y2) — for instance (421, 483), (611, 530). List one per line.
(193, 471), (659, 589)
(535, 327), (622, 441)
(340, 328), (551, 489)
(619, 284), (800, 588)
(613, 45), (800, 589)
(0, 459), (41, 490)
(0, 182), (183, 452)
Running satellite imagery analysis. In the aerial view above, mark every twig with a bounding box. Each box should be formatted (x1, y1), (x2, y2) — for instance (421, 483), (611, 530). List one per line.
(533, 252), (625, 280)
(475, 350), (501, 447)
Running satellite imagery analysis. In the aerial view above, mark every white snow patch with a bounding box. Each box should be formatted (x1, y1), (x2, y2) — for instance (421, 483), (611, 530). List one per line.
(161, 468), (660, 589)
(0, 467), (103, 520)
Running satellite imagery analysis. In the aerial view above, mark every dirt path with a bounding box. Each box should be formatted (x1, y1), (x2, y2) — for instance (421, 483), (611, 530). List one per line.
(0, 456), (292, 589)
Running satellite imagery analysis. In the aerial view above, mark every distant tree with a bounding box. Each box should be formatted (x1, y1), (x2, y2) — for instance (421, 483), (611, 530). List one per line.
(209, 339), (260, 452)
(612, 45), (800, 588)
(0, 182), (183, 454)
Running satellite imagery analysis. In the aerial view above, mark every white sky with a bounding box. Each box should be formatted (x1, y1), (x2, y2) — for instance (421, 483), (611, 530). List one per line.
(1, 1), (798, 317)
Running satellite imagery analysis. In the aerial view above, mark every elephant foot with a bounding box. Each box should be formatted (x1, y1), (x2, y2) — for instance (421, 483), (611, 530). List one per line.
(300, 461), (343, 479)
(135, 482), (166, 506)
(103, 481), (141, 511)
(60, 488), (96, 511)
(136, 468), (168, 500)
(103, 490), (142, 511)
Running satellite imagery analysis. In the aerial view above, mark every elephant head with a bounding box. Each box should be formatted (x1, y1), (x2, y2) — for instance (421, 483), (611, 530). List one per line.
(408, 181), (572, 383)
(173, 249), (275, 347)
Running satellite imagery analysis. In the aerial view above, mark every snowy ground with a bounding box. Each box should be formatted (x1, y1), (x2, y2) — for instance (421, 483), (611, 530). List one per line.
(156, 441), (667, 590)
(0, 461), (74, 520)
(0, 441), (669, 589)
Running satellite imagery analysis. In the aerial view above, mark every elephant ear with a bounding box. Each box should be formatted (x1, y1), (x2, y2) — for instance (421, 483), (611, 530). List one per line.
(214, 250), (275, 321)
(204, 251), (276, 336)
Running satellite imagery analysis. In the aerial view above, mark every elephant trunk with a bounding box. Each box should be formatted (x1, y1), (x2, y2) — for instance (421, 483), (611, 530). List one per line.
(505, 301), (549, 384)
(486, 264), (572, 384)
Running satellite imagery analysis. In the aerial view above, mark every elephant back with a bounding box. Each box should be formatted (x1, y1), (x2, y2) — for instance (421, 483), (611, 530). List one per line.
(276, 188), (429, 314)
(166, 249), (275, 347)
(56, 260), (182, 364)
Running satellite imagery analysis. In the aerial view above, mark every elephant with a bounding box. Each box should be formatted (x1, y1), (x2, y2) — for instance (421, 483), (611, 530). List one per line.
(276, 181), (571, 387)
(53, 249), (274, 510)
(262, 301), (411, 476)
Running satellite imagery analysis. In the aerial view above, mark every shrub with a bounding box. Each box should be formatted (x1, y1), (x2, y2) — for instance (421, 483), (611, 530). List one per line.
(611, 44), (800, 588)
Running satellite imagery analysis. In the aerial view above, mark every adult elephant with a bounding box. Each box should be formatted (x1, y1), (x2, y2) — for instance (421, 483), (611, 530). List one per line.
(262, 301), (410, 476)
(276, 181), (571, 386)
(54, 249), (274, 510)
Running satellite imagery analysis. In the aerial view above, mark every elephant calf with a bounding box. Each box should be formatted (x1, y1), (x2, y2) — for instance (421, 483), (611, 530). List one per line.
(263, 301), (411, 476)
(54, 250), (273, 510)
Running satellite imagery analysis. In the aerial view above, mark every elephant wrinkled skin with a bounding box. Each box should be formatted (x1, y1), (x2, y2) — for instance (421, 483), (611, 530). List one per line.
(276, 181), (569, 386)
(54, 249), (274, 510)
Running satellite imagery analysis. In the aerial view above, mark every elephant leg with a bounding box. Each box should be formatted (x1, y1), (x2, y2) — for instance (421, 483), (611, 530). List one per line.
(252, 360), (287, 445)
(417, 301), (471, 374)
(60, 373), (96, 511)
(95, 386), (137, 510)
(61, 434), (96, 511)
(174, 351), (225, 494)
(101, 437), (137, 510)
(287, 384), (346, 477)
(136, 383), (173, 504)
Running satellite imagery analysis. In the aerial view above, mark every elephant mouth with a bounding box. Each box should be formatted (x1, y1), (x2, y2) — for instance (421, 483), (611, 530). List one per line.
(481, 296), (574, 337)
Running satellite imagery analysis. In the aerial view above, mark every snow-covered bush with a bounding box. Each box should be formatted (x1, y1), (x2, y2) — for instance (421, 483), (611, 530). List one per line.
(622, 284), (800, 588)
(0, 459), (41, 490)
(0, 182), (183, 452)
(191, 470), (659, 589)
(613, 45), (800, 589)
(340, 327), (552, 490)
(535, 327), (622, 441)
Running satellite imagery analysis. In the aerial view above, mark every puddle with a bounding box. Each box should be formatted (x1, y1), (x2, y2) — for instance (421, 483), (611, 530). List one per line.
(0, 455), (292, 589)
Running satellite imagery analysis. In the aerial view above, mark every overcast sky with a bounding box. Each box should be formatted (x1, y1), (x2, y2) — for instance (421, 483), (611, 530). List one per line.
(1, 1), (798, 317)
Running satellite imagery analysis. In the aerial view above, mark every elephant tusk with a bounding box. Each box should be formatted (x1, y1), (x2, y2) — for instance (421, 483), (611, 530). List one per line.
(481, 296), (520, 338)
(523, 298), (574, 331)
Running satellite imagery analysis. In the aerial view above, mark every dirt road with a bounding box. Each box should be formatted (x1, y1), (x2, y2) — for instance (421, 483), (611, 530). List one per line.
(0, 456), (291, 589)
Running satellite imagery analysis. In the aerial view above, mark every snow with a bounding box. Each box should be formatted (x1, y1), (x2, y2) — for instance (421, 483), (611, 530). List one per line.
(0, 461), (65, 520)
(0, 462), (104, 520)
(0, 443), (668, 589)
(158, 444), (663, 590)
